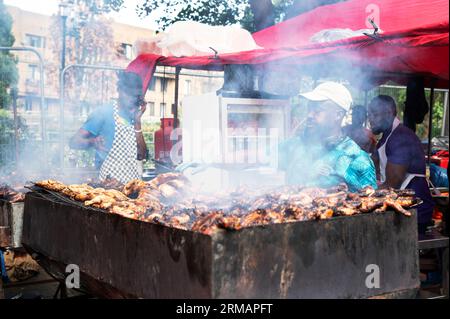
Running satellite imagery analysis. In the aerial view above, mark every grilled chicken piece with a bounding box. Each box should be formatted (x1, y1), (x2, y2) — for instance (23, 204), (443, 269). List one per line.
(373, 202), (388, 213)
(135, 198), (162, 212)
(191, 212), (223, 235)
(74, 192), (94, 202)
(8, 192), (26, 202)
(123, 179), (147, 196)
(35, 180), (67, 192)
(360, 198), (384, 213)
(84, 195), (116, 209)
(137, 188), (161, 200)
(264, 210), (285, 223)
(289, 193), (313, 206)
(0, 184), (26, 202)
(218, 215), (241, 230)
(100, 177), (124, 190)
(104, 189), (129, 201)
(384, 199), (412, 216)
(359, 186), (376, 197)
(317, 208), (334, 220)
(327, 183), (348, 194)
(395, 197), (418, 207)
(249, 197), (271, 211)
(373, 188), (398, 199)
(240, 211), (266, 227)
(301, 187), (327, 198)
(395, 189), (415, 197)
(158, 184), (178, 199)
(336, 206), (358, 216)
(285, 205), (306, 220)
(110, 205), (137, 218)
(171, 213), (190, 225)
(148, 172), (186, 188)
(144, 212), (163, 222)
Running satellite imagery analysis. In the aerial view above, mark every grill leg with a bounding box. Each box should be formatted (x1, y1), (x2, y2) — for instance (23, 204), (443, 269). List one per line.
(443, 246), (449, 298)
(53, 282), (68, 299)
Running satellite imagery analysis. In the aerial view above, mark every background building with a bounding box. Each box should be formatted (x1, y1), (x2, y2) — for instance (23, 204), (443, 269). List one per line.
(4, 5), (223, 169)
(6, 4), (223, 123)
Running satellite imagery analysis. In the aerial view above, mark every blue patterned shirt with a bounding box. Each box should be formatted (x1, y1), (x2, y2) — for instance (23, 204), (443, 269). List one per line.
(279, 136), (377, 192)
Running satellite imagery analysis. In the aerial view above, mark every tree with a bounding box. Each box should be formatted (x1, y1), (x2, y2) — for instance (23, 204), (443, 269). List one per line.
(137, 0), (344, 32)
(0, 0), (18, 109)
(0, 109), (30, 168)
(49, 0), (124, 110)
(137, 0), (249, 31)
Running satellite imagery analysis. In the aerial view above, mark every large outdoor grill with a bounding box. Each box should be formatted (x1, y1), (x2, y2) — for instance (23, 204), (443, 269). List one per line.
(22, 190), (420, 299)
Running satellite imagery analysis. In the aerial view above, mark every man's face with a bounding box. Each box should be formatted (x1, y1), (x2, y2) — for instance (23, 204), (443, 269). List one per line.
(118, 87), (143, 118)
(304, 100), (344, 140)
(368, 103), (394, 135)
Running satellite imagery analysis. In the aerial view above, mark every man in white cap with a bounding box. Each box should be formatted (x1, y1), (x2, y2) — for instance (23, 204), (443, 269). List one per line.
(279, 82), (377, 191)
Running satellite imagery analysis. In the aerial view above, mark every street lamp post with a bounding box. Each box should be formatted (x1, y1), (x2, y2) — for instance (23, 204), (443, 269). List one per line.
(59, 1), (71, 168)
(59, 2), (70, 72)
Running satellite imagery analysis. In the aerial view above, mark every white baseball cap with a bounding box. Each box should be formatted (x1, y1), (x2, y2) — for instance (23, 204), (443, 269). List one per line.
(300, 81), (353, 112)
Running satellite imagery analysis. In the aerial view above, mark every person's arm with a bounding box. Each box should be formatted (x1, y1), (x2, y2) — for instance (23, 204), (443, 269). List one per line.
(379, 162), (408, 189)
(70, 106), (107, 151)
(134, 104), (148, 161)
(371, 151), (381, 181)
(69, 128), (107, 152)
(378, 132), (411, 189)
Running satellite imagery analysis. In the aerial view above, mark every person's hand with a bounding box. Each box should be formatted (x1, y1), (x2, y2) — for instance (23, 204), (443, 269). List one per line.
(91, 136), (107, 152)
(134, 103), (146, 124)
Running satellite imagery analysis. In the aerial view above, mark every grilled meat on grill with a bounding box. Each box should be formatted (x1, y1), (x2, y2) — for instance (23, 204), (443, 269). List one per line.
(87, 177), (124, 191)
(0, 184), (26, 202)
(35, 180), (67, 192)
(34, 175), (419, 235)
(122, 179), (147, 197)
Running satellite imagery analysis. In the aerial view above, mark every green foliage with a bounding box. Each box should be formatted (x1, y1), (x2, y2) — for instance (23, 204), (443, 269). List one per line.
(0, 109), (30, 167)
(136, 0), (343, 31)
(0, 0), (18, 109)
(68, 0), (124, 15)
(50, 1), (118, 109)
(142, 121), (159, 167)
(428, 91), (445, 139)
(137, 0), (249, 31)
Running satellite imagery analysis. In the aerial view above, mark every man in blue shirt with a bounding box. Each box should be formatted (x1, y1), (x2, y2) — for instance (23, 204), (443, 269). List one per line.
(279, 82), (377, 192)
(368, 95), (434, 233)
(69, 72), (148, 183)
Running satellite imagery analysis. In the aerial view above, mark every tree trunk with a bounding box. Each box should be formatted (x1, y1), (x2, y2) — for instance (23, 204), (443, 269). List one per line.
(249, 0), (275, 31)
(284, 0), (343, 20)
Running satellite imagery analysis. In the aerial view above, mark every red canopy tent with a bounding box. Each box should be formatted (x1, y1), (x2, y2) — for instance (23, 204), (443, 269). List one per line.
(127, 0), (449, 91)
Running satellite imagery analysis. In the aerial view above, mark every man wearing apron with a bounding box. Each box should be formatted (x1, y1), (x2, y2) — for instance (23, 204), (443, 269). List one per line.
(70, 72), (148, 184)
(368, 95), (434, 234)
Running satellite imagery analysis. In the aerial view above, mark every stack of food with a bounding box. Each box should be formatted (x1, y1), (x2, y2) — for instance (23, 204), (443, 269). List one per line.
(34, 173), (419, 235)
(0, 184), (26, 203)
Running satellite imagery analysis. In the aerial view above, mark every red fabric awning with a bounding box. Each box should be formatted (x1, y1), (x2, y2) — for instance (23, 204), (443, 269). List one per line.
(126, 0), (449, 92)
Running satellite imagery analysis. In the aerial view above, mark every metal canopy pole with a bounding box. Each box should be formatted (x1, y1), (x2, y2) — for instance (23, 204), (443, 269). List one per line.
(427, 78), (436, 164)
(174, 67), (181, 129)
(11, 88), (19, 163)
(442, 91), (449, 136)
(0, 46), (46, 165)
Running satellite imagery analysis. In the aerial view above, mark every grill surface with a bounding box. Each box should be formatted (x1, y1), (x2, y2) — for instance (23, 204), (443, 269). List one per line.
(22, 191), (420, 298)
